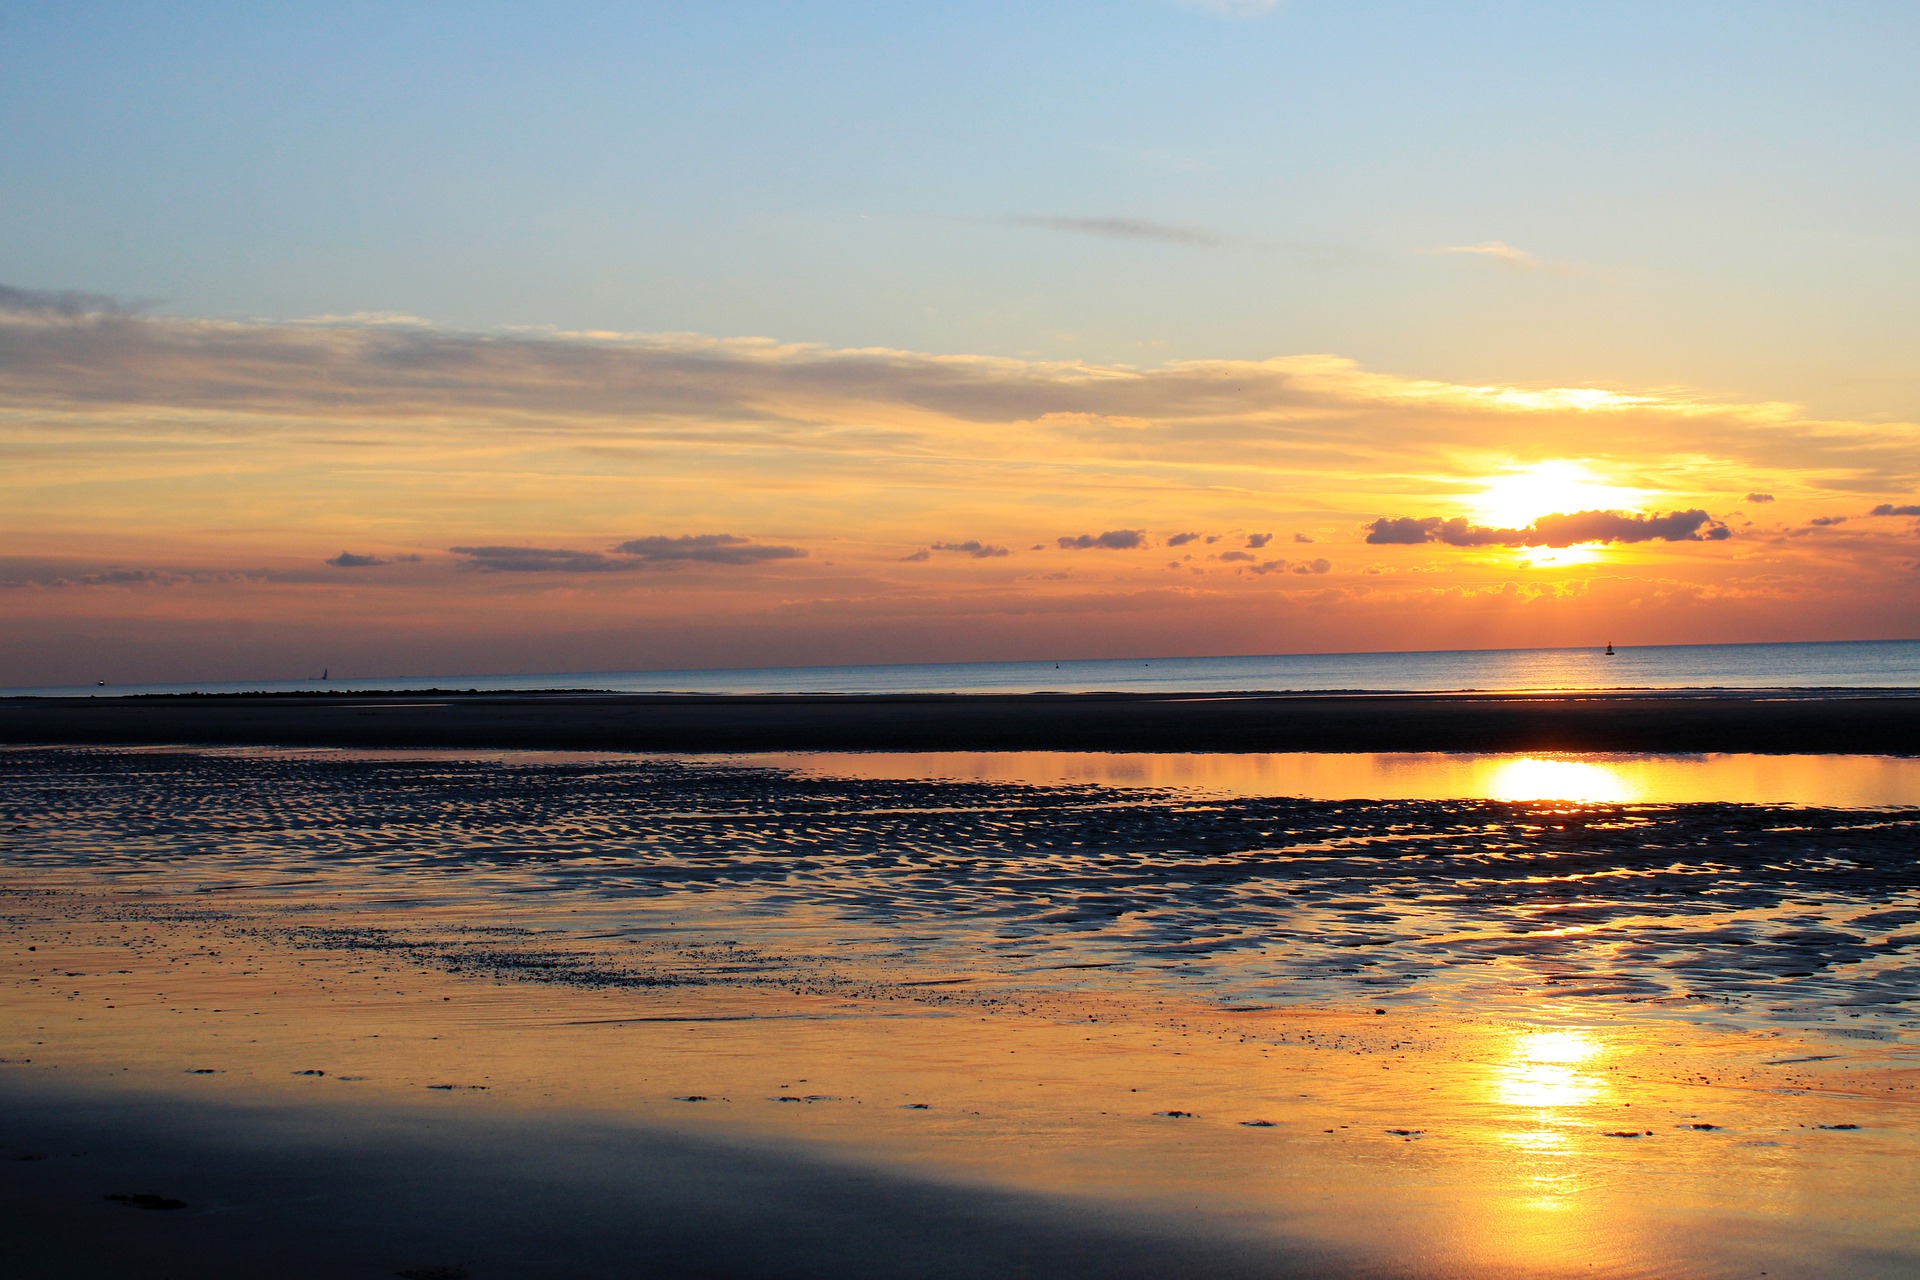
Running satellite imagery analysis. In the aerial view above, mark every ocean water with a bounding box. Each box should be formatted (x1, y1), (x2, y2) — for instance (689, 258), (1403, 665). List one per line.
(11, 637), (1920, 698)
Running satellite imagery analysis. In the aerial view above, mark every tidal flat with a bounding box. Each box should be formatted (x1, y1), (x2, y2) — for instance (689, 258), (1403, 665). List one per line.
(1, 746), (1916, 1279)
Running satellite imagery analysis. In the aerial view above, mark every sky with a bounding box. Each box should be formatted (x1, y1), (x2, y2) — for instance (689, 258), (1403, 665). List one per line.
(3, 1), (1918, 684)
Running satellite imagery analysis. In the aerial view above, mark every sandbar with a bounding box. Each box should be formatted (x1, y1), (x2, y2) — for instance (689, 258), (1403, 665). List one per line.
(4, 687), (1919, 753)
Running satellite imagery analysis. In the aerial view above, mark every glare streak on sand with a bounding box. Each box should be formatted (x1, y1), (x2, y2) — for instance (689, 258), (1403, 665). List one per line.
(0, 747), (1916, 1278)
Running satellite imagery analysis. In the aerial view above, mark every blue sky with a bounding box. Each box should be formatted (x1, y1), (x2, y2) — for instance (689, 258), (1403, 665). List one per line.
(5, 1), (1918, 418)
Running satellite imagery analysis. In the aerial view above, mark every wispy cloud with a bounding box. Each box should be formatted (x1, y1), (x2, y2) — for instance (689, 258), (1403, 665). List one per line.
(1438, 240), (1544, 270)
(612, 534), (807, 565)
(1178, 0), (1284, 16)
(451, 536), (805, 573)
(4, 285), (1913, 494)
(1005, 216), (1225, 248)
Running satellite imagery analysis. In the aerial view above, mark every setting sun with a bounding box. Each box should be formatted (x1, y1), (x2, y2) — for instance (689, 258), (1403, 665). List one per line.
(1468, 461), (1646, 531)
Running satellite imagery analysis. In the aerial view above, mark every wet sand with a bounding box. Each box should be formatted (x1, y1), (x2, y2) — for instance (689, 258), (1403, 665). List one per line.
(2, 747), (1916, 1277)
(3, 687), (1919, 754)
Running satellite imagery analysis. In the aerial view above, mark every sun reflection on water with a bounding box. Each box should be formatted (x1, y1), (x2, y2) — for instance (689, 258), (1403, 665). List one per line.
(1495, 1029), (1604, 1109)
(1491, 1029), (1612, 1218)
(1482, 758), (1637, 804)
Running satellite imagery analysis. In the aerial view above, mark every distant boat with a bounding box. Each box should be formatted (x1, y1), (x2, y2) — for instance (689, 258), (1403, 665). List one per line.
(321, 668), (329, 681)
(1604, 642), (1615, 656)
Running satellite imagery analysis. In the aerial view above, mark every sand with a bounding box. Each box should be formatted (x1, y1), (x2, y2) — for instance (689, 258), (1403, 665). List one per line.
(3, 687), (1919, 754)
(1, 746), (1916, 1277)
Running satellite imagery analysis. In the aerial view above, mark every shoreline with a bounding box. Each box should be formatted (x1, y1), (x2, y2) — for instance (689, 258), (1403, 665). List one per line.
(3, 687), (1919, 754)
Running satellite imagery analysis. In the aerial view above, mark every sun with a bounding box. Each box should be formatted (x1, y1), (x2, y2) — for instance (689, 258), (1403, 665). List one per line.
(1467, 461), (1644, 530)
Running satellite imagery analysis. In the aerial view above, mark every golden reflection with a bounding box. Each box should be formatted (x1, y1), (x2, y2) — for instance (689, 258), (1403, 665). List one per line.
(1482, 758), (1636, 803)
(1491, 1029), (1612, 1217)
(764, 749), (1920, 807)
(1495, 1029), (1604, 1108)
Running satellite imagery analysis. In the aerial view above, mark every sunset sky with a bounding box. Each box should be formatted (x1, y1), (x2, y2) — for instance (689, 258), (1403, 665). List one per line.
(4, 1), (1918, 685)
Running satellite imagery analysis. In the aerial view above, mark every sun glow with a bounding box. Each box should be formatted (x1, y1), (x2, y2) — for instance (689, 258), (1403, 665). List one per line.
(1468, 461), (1645, 531)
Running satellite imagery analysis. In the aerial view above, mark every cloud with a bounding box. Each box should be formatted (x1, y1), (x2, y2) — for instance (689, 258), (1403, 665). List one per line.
(1807, 516), (1848, 527)
(0, 283), (139, 318)
(929, 540), (1010, 559)
(1178, 0), (1283, 15)
(326, 551), (388, 568)
(1240, 557), (1330, 576)
(1365, 509), (1732, 548)
(452, 536), (806, 572)
(4, 285), (1917, 497)
(1746, 493), (1775, 504)
(1870, 503), (1920, 517)
(900, 548), (931, 562)
(1293, 533), (1314, 543)
(1165, 532), (1204, 547)
(0, 561), (268, 589)
(1438, 240), (1543, 270)
(611, 534), (806, 565)
(1219, 550), (1254, 562)
(1245, 532), (1272, 549)
(1005, 217), (1224, 248)
(1057, 530), (1147, 550)
(450, 545), (628, 573)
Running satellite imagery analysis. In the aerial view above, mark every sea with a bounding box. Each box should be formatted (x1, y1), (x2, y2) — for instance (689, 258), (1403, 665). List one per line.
(9, 636), (1919, 698)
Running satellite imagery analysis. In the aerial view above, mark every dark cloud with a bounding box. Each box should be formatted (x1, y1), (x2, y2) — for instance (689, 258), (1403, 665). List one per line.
(0, 284), (138, 318)
(1293, 533), (1314, 543)
(924, 539), (1010, 558)
(1219, 551), (1254, 562)
(1807, 516), (1848, 527)
(1165, 532), (1203, 547)
(326, 551), (388, 568)
(1365, 509), (1732, 548)
(611, 534), (806, 565)
(900, 548), (932, 562)
(1870, 503), (1920, 517)
(1005, 217), (1224, 248)
(1245, 532), (1272, 549)
(1364, 517), (1446, 546)
(1745, 493), (1775, 504)
(1057, 530), (1146, 550)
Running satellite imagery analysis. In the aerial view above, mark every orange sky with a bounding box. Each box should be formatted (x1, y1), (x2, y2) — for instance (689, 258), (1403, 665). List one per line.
(3, 295), (1917, 685)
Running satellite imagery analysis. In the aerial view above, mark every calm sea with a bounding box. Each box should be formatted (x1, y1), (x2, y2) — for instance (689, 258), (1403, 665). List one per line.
(10, 637), (1918, 698)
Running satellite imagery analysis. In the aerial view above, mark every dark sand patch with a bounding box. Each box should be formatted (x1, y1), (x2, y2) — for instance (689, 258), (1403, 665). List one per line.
(3, 687), (1918, 754)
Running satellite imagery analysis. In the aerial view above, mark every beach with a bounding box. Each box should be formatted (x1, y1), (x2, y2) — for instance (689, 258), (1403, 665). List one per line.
(2, 743), (1916, 1278)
